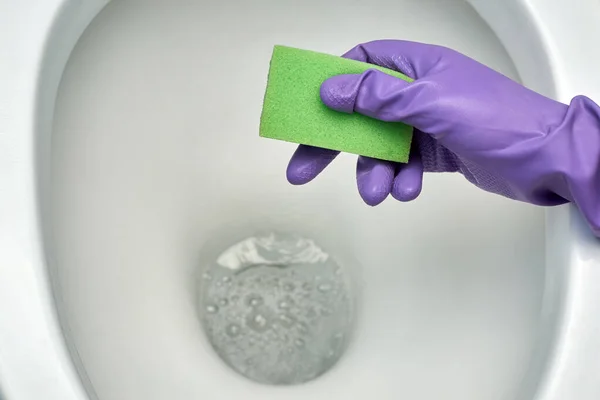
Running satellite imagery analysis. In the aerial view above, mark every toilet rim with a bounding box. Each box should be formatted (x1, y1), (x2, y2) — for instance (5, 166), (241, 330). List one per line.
(1, 0), (600, 399)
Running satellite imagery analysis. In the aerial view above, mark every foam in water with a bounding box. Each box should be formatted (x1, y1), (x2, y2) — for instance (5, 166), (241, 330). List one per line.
(197, 232), (355, 385)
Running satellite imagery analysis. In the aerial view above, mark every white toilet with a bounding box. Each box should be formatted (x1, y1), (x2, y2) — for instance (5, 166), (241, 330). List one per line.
(2, 0), (600, 399)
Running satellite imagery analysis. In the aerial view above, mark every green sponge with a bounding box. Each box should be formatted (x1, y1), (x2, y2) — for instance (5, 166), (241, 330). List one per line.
(259, 45), (414, 163)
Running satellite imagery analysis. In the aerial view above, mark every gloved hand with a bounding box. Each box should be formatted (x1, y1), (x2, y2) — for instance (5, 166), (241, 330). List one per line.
(286, 40), (600, 236)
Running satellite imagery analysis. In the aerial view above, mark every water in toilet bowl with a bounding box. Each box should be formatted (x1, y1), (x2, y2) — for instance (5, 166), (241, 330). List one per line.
(197, 232), (354, 385)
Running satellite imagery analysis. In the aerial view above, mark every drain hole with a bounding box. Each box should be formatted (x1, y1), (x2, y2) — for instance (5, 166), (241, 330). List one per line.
(197, 232), (355, 385)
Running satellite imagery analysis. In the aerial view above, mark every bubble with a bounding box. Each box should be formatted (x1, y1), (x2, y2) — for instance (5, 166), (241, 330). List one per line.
(206, 304), (219, 314)
(254, 314), (267, 326)
(294, 338), (305, 348)
(202, 272), (212, 280)
(318, 283), (333, 292)
(222, 276), (231, 283)
(226, 324), (241, 337)
(279, 301), (290, 309)
(246, 294), (263, 308)
(247, 312), (269, 332)
(278, 296), (294, 310)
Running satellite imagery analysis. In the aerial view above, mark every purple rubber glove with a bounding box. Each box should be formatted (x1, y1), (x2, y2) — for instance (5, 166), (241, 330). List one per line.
(286, 40), (600, 236)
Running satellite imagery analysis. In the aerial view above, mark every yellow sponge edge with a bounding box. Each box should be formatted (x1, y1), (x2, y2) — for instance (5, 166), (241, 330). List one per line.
(259, 45), (414, 163)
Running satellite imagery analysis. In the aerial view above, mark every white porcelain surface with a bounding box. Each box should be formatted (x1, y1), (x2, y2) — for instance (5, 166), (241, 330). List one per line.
(48, 1), (543, 400)
(0, 1), (599, 400)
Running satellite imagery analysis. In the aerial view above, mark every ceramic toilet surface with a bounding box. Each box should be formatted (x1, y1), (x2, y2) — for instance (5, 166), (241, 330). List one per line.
(47, 1), (543, 400)
(1, 1), (600, 400)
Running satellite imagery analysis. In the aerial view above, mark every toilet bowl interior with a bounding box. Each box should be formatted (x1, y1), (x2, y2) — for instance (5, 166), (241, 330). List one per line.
(47, 0), (546, 399)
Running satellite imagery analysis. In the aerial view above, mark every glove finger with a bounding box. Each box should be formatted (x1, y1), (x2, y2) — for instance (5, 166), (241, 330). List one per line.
(320, 69), (431, 129)
(286, 145), (340, 185)
(340, 40), (446, 78)
(341, 46), (368, 62)
(392, 148), (424, 202)
(356, 156), (395, 206)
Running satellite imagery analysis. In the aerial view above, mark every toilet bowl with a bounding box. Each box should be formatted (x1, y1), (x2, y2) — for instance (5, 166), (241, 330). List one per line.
(2, 0), (600, 399)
